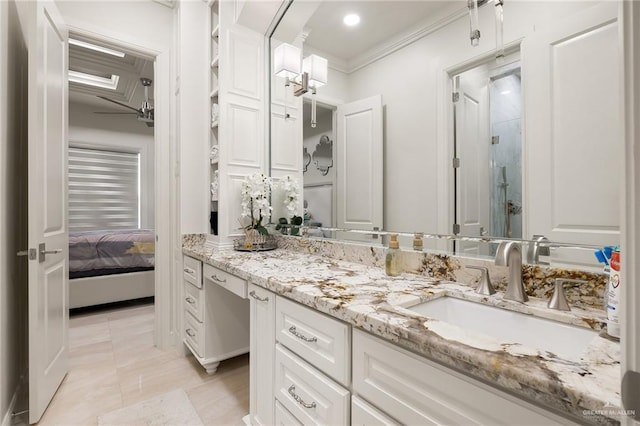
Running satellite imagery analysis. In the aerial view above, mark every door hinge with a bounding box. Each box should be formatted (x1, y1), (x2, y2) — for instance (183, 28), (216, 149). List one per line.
(372, 227), (379, 240)
(453, 223), (461, 234)
(452, 92), (460, 103)
(491, 135), (500, 145)
(452, 157), (460, 168)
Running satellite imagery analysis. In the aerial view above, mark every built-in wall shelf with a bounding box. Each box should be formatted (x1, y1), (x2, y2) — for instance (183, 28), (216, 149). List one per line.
(210, 88), (219, 98)
(211, 56), (219, 68)
(210, 159), (219, 165)
(211, 120), (219, 129)
(211, 25), (219, 39)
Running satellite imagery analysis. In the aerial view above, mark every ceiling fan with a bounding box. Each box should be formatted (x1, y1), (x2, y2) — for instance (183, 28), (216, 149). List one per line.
(94, 77), (154, 127)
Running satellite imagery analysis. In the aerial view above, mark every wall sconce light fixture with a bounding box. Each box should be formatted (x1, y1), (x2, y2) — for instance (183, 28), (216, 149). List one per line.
(274, 42), (328, 128)
(467, 0), (505, 62)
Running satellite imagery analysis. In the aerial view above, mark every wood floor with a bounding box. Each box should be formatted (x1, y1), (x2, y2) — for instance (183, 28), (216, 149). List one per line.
(29, 302), (249, 425)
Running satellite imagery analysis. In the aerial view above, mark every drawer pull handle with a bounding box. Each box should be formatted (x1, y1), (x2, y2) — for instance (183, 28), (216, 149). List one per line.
(288, 385), (316, 409)
(249, 291), (269, 302)
(185, 328), (196, 338)
(288, 326), (317, 343)
(185, 297), (196, 305)
(210, 274), (226, 283)
(184, 267), (195, 274)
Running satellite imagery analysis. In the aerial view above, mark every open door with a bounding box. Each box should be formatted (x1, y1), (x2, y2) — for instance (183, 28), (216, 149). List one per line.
(19, 0), (69, 422)
(454, 69), (490, 255)
(336, 95), (383, 240)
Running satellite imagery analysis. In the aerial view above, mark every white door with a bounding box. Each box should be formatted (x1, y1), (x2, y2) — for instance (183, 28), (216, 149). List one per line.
(336, 95), (383, 240)
(23, 0), (69, 423)
(523, 2), (620, 266)
(455, 69), (490, 255)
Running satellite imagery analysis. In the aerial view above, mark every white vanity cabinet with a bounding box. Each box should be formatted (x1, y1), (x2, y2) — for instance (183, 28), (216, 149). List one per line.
(182, 256), (250, 374)
(242, 290), (585, 425)
(352, 329), (579, 425)
(248, 283), (275, 426)
(273, 295), (351, 425)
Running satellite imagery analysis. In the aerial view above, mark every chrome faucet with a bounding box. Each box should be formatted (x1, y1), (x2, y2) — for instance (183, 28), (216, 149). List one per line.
(495, 241), (528, 303)
(527, 235), (550, 265)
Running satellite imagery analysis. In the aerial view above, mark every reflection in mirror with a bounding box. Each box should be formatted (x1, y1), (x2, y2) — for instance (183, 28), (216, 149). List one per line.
(453, 52), (522, 256)
(269, 0), (623, 269)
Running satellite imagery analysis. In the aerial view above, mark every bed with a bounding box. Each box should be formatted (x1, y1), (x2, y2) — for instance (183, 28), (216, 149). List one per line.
(69, 229), (155, 309)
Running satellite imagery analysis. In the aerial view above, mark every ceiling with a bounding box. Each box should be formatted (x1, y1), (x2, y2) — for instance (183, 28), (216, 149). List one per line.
(68, 35), (154, 114)
(301, 1), (466, 64)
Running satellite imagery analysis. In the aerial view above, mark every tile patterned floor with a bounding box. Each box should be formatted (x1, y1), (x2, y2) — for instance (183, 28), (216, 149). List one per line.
(25, 302), (249, 426)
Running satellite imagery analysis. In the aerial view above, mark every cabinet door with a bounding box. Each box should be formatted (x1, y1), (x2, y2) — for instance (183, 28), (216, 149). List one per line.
(249, 283), (275, 426)
(352, 330), (575, 425)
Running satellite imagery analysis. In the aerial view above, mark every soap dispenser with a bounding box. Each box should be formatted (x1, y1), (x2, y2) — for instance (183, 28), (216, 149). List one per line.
(385, 233), (400, 276)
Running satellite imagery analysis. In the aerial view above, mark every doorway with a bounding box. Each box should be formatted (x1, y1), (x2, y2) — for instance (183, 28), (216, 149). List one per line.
(302, 100), (335, 237)
(67, 34), (156, 313)
(452, 52), (522, 255)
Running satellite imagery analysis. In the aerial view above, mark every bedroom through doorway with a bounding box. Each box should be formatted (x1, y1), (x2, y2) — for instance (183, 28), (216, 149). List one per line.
(66, 34), (156, 321)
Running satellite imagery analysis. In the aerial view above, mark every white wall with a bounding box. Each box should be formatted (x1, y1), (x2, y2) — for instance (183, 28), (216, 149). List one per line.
(339, 1), (592, 236)
(56, 0), (174, 50)
(68, 102), (155, 229)
(0, 0), (28, 422)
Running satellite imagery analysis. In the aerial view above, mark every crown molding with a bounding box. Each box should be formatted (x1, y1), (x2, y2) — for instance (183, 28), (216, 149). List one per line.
(305, 4), (468, 75)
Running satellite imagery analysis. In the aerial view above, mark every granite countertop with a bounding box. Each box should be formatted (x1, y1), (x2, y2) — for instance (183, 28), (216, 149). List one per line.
(183, 242), (621, 425)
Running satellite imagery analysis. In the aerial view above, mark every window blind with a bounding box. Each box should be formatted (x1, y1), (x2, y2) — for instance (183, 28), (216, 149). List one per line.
(68, 146), (140, 231)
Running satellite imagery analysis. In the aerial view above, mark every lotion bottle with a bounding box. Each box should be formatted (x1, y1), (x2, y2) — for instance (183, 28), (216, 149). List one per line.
(385, 233), (400, 276)
(606, 247), (621, 339)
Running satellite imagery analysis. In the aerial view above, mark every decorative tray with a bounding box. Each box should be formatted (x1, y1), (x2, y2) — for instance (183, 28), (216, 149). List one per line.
(233, 235), (277, 252)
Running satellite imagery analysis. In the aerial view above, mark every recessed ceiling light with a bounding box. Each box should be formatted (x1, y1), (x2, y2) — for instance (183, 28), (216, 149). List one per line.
(343, 14), (360, 27)
(68, 70), (120, 90)
(69, 38), (126, 58)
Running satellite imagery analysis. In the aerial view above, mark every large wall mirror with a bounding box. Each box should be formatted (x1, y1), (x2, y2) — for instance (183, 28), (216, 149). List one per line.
(269, 0), (622, 268)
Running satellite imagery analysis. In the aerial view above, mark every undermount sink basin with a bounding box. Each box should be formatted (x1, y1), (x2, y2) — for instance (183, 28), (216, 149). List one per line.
(407, 296), (597, 359)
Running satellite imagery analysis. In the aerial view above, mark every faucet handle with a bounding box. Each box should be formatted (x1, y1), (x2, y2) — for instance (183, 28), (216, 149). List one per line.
(548, 278), (587, 311)
(466, 266), (496, 296)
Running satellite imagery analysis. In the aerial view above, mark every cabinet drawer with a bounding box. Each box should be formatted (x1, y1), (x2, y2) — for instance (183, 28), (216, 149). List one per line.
(204, 263), (247, 298)
(275, 401), (302, 426)
(183, 281), (204, 323)
(352, 396), (399, 426)
(184, 311), (204, 358)
(352, 330), (573, 426)
(276, 296), (350, 386)
(275, 345), (350, 426)
(183, 256), (202, 288)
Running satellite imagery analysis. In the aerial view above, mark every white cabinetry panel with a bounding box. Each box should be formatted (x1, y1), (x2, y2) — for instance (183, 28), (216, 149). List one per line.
(225, 27), (263, 101)
(271, 111), (301, 173)
(275, 400), (302, 426)
(227, 102), (263, 168)
(276, 296), (350, 386)
(352, 330), (574, 426)
(275, 344), (350, 426)
(249, 284), (275, 426)
(352, 396), (399, 426)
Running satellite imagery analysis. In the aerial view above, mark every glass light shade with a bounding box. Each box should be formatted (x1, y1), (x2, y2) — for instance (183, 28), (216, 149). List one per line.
(302, 54), (328, 88)
(274, 43), (301, 79)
